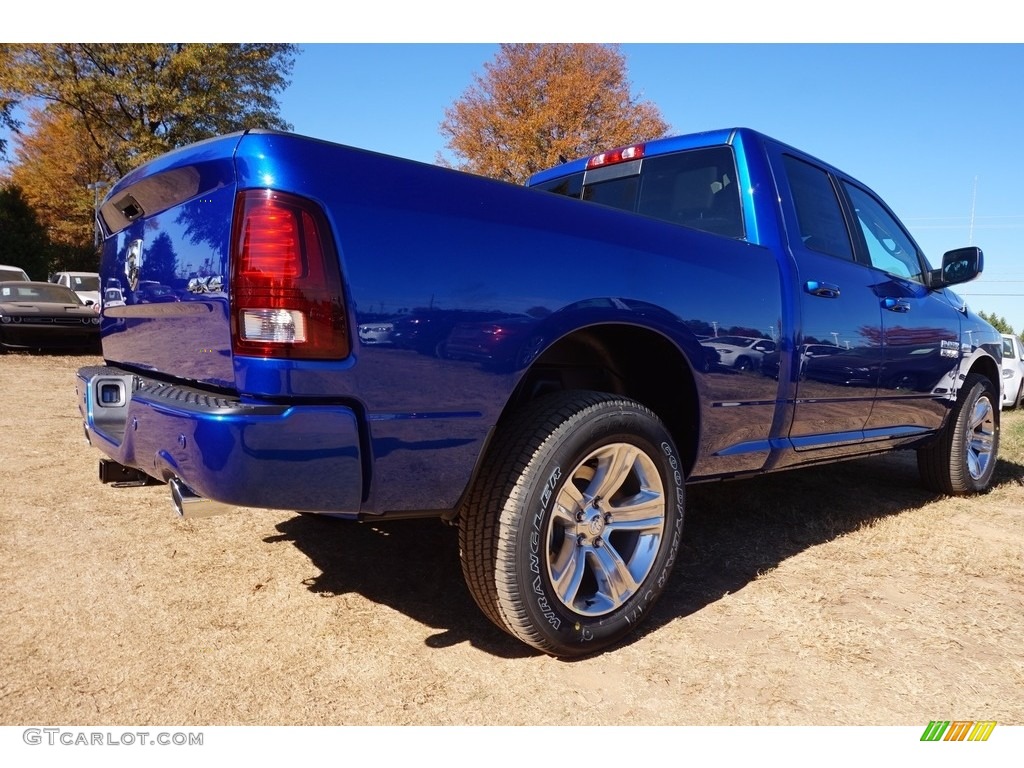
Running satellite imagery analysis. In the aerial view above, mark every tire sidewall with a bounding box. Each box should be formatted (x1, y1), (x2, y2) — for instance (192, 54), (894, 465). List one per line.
(503, 403), (685, 655)
(952, 378), (999, 493)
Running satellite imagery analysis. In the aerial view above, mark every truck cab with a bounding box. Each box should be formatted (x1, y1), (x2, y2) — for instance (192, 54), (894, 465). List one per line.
(529, 128), (998, 468)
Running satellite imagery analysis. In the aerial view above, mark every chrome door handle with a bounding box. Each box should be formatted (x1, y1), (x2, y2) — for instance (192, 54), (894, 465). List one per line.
(804, 281), (841, 299)
(883, 298), (911, 313)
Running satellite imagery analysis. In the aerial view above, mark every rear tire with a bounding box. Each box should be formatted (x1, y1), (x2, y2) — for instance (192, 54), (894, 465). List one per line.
(459, 391), (685, 657)
(918, 373), (999, 494)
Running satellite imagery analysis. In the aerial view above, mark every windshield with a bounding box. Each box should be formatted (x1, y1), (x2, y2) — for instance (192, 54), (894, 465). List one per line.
(72, 275), (100, 291)
(0, 283), (82, 304)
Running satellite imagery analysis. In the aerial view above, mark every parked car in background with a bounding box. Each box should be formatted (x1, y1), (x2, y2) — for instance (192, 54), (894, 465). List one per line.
(702, 335), (777, 371)
(357, 319), (395, 345)
(103, 286), (126, 308)
(135, 281), (178, 303)
(0, 281), (101, 352)
(390, 308), (509, 356)
(443, 313), (535, 364)
(1001, 333), (1024, 409)
(0, 264), (30, 282)
(51, 271), (101, 307)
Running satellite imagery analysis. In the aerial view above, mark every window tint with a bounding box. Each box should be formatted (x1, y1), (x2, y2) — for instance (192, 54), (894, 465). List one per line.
(534, 147), (743, 238)
(0, 284), (81, 303)
(843, 183), (923, 282)
(783, 155), (854, 261)
(533, 174), (583, 199)
(583, 174), (640, 212)
(73, 275), (100, 291)
(635, 147), (742, 237)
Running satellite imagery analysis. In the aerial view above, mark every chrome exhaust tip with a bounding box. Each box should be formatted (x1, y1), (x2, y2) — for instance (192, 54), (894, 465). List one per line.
(169, 477), (233, 519)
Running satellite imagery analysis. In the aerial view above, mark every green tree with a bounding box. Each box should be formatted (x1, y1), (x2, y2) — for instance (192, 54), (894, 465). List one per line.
(440, 44), (669, 184)
(1, 43), (297, 178)
(978, 310), (1014, 335)
(0, 184), (51, 280)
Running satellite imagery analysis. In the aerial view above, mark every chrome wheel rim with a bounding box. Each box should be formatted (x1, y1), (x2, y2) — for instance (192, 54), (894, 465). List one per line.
(966, 395), (996, 481)
(545, 443), (666, 617)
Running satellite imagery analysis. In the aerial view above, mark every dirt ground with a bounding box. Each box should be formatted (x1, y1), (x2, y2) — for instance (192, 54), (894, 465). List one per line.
(1, 351), (1021, 726)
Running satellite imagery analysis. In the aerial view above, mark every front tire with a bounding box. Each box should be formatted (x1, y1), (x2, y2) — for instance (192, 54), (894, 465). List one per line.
(918, 373), (999, 494)
(459, 391), (685, 657)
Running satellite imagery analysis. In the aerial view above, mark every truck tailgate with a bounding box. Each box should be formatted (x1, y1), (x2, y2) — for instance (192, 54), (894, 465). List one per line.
(97, 134), (243, 389)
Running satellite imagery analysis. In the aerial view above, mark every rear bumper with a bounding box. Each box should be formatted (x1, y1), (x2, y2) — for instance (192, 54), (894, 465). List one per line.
(76, 365), (363, 512)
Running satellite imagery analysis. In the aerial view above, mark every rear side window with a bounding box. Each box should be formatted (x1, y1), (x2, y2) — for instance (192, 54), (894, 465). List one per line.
(783, 155), (854, 261)
(534, 147), (743, 238)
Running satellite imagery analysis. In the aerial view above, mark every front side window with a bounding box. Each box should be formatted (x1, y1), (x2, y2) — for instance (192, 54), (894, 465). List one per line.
(843, 183), (924, 282)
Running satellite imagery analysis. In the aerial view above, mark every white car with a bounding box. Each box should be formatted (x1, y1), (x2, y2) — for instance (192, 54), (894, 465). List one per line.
(358, 320), (395, 345)
(701, 335), (777, 371)
(51, 271), (101, 307)
(1001, 333), (1024, 410)
(0, 264), (30, 281)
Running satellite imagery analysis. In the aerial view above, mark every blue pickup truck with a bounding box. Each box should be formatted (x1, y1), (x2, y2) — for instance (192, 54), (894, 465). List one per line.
(77, 127), (1001, 656)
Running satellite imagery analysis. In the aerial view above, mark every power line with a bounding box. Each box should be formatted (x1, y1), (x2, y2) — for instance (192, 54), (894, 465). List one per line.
(904, 215), (1024, 221)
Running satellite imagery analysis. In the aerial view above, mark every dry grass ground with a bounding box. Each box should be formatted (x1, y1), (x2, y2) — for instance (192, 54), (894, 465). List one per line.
(1, 352), (1021, 726)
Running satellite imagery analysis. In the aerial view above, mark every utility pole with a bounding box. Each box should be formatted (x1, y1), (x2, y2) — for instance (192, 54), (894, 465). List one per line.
(87, 181), (104, 249)
(968, 175), (978, 246)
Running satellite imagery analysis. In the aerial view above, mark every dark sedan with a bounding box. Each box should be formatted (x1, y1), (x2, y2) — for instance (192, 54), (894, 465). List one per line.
(0, 281), (101, 352)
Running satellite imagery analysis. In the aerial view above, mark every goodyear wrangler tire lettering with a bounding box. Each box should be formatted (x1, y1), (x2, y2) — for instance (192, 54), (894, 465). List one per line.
(458, 390), (685, 657)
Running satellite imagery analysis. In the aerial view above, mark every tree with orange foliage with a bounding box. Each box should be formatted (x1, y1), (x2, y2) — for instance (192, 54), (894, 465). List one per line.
(2, 44), (295, 177)
(1, 43), (296, 266)
(439, 44), (669, 184)
(10, 108), (106, 256)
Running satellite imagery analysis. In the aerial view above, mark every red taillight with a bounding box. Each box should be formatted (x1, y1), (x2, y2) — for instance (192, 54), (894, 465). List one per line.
(586, 143), (646, 170)
(238, 201), (302, 278)
(230, 190), (349, 360)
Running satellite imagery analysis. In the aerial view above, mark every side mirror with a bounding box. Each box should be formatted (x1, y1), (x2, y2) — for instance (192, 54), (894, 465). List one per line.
(929, 246), (983, 288)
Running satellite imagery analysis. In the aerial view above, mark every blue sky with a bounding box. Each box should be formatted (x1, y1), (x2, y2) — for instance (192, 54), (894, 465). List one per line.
(278, 43), (1024, 333)
(5, 10), (1023, 333)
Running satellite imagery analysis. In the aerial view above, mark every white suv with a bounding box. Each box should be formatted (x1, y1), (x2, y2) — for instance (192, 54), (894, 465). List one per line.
(51, 271), (101, 307)
(1001, 333), (1024, 410)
